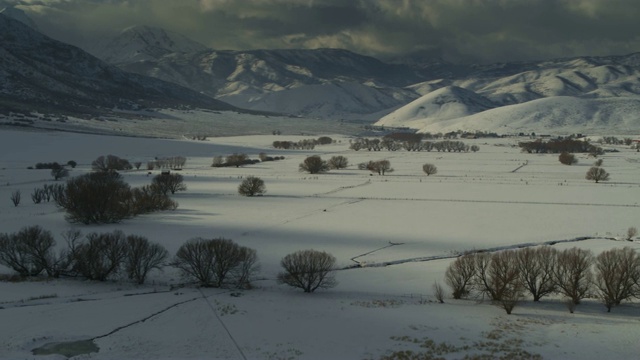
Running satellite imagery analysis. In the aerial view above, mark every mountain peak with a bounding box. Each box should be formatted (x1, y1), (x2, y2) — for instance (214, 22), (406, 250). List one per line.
(0, 7), (37, 30)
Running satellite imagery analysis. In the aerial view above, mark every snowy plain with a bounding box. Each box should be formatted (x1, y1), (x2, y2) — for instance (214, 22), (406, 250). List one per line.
(0, 116), (639, 359)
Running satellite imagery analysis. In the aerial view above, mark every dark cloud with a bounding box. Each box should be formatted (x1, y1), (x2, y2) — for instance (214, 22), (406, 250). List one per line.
(2, 0), (640, 63)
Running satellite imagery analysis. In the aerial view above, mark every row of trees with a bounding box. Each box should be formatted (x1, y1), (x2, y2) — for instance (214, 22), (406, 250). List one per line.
(272, 136), (334, 150)
(0, 226), (338, 292)
(444, 246), (640, 313)
(350, 137), (478, 153)
(519, 139), (603, 155)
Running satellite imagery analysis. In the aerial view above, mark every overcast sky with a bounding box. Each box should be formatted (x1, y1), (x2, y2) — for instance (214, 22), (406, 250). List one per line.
(3, 0), (640, 63)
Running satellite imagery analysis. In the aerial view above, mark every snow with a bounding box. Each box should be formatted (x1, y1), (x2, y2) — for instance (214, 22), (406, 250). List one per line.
(0, 126), (639, 359)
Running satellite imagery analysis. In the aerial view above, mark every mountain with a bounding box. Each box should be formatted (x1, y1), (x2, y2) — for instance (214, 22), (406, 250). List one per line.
(0, 6), (37, 29)
(0, 14), (235, 117)
(88, 25), (209, 64)
(89, 31), (428, 118)
(375, 54), (640, 133)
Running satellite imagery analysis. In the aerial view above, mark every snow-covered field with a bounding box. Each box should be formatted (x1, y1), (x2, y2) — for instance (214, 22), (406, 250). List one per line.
(1, 127), (639, 360)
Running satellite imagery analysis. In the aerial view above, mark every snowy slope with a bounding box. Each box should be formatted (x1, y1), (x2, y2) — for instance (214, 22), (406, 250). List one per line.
(376, 86), (495, 128)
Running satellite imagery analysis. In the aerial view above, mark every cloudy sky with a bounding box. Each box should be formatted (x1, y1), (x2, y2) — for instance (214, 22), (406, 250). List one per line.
(3, 0), (640, 63)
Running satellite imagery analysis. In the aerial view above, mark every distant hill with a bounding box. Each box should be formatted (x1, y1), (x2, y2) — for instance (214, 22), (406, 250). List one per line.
(0, 14), (235, 117)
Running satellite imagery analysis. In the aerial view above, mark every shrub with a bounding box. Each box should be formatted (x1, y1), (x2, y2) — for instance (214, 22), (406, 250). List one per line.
(627, 227), (638, 241)
(422, 163), (437, 176)
(51, 167), (69, 180)
(368, 160), (394, 175)
(277, 249), (337, 293)
(31, 188), (45, 204)
(66, 160), (77, 168)
(558, 152), (577, 165)
(55, 172), (133, 224)
(238, 176), (266, 196)
(129, 185), (178, 215)
(299, 155), (329, 174)
(152, 173), (187, 195)
(328, 156), (349, 170)
(173, 238), (258, 288)
(124, 235), (168, 285)
(225, 153), (249, 168)
(586, 166), (609, 183)
(10, 190), (20, 207)
(91, 155), (132, 172)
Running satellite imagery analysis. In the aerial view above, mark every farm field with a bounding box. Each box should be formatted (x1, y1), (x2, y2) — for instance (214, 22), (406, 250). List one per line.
(0, 128), (639, 360)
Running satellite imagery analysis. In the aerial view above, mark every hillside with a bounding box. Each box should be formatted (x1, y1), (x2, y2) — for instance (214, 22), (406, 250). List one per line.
(0, 14), (235, 117)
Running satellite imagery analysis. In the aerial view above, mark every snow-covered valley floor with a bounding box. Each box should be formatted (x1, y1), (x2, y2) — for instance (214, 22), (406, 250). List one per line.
(0, 127), (639, 360)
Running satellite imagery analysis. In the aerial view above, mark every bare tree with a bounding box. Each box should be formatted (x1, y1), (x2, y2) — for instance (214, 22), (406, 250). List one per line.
(422, 163), (438, 176)
(433, 281), (445, 303)
(593, 247), (640, 312)
(278, 249), (337, 293)
(211, 156), (225, 167)
(152, 173), (187, 195)
(91, 154), (132, 172)
(124, 235), (169, 284)
(626, 227), (637, 241)
(10, 190), (20, 207)
(367, 160), (394, 175)
(594, 159), (603, 167)
(69, 231), (127, 281)
(299, 155), (329, 174)
(173, 238), (256, 288)
(586, 166), (609, 183)
(472, 251), (523, 314)
(515, 246), (557, 301)
(0, 226), (56, 277)
(225, 153), (249, 168)
(238, 176), (266, 196)
(445, 253), (476, 299)
(554, 247), (593, 305)
(328, 155), (349, 170)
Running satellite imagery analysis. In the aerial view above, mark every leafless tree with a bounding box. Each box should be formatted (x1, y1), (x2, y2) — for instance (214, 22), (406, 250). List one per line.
(278, 249), (337, 293)
(225, 153), (249, 168)
(299, 155), (329, 174)
(594, 159), (603, 167)
(152, 173), (187, 195)
(129, 185), (178, 215)
(238, 176), (266, 196)
(586, 166), (609, 183)
(626, 227), (637, 241)
(134, 162), (142, 170)
(234, 246), (259, 289)
(211, 156), (225, 167)
(593, 247), (640, 312)
(173, 238), (256, 288)
(0, 225), (56, 277)
(69, 231), (127, 281)
(445, 253), (477, 299)
(367, 160), (394, 175)
(554, 247), (593, 305)
(515, 246), (557, 301)
(328, 156), (349, 170)
(422, 163), (438, 176)
(10, 190), (20, 207)
(473, 251), (523, 314)
(124, 235), (169, 284)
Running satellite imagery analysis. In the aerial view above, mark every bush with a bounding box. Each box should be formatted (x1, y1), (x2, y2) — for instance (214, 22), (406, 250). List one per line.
(328, 156), (349, 170)
(422, 163), (438, 176)
(238, 176), (266, 196)
(558, 152), (577, 165)
(152, 173), (187, 195)
(10, 190), (20, 207)
(586, 166), (609, 183)
(91, 155), (132, 172)
(299, 155), (329, 174)
(367, 160), (393, 175)
(124, 235), (169, 284)
(173, 238), (258, 288)
(55, 172), (133, 224)
(67, 160), (77, 168)
(277, 249), (337, 293)
(51, 167), (69, 180)
(129, 185), (178, 215)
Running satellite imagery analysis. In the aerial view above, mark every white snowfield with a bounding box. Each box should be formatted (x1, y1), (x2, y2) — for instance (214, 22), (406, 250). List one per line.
(0, 127), (639, 360)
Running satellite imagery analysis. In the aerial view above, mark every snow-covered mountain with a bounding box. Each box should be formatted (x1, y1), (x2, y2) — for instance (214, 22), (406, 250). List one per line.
(0, 6), (37, 29)
(0, 14), (235, 117)
(88, 25), (209, 64)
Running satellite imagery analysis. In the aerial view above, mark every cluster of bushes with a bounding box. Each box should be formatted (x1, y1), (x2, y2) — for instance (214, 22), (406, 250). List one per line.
(258, 153), (285, 162)
(519, 139), (603, 155)
(272, 136), (333, 150)
(357, 160), (394, 175)
(54, 172), (181, 224)
(0, 226), (338, 293)
(444, 246), (640, 313)
(32, 160), (76, 170)
(350, 137), (478, 153)
(91, 155), (132, 172)
(212, 153), (258, 168)
(597, 136), (634, 146)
